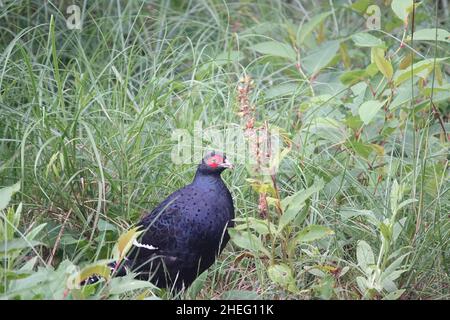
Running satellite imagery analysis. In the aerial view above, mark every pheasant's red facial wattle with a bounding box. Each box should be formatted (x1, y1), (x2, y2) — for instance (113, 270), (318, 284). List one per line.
(206, 154), (223, 168)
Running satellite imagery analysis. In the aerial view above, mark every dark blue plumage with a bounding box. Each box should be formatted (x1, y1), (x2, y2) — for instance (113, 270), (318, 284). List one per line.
(116, 151), (235, 290)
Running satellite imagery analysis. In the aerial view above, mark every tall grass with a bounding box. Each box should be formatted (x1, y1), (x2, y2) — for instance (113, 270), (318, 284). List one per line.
(0, 0), (448, 299)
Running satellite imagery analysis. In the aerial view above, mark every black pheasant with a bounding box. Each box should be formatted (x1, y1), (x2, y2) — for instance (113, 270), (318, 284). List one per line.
(87, 151), (235, 290)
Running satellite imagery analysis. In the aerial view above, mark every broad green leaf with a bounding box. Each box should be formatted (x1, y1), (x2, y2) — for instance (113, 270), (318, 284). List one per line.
(295, 225), (334, 243)
(302, 41), (340, 75)
(371, 47), (393, 80)
(370, 143), (384, 156)
(358, 100), (384, 125)
(24, 223), (47, 241)
(340, 69), (366, 86)
(391, 0), (417, 24)
(279, 179), (325, 231)
(265, 83), (299, 99)
(365, 62), (379, 77)
(0, 181), (20, 211)
(314, 275), (334, 299)
(351, 0), (370, 13)
(357, 240), (375, 274)
(188, 271), (208, 298)
(0, 239), (42, 253)
(79, 264), (111, 282)
(267, 263), (297, 293)
(394, 58), (446, 86)
(407, 28), (450, 43)
(97, 219), (117, 232)
(233, 217), (275, 235)
(399, 54), (413, 69)
(109, 277), (157, 295)
(351, 32), (384, 47)
(305, 117), (350, 142)
(250, 41), (296, 61)
(381, 252), (411, 282)
(379, 222), (392, 242)
(381, 269), (407, 289)
(114, 227), (143, 261)
(346, 139), (373, 159)
(298, 12), (332, 44)
(356, 276), (369, 292)
(228, 229), (270, 257)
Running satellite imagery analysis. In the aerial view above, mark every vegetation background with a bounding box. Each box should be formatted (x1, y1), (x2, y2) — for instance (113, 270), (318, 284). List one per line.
(0, 0), (448, 299)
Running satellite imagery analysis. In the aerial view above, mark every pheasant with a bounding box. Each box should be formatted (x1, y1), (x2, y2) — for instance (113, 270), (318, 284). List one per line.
(85, 151), (235, 290)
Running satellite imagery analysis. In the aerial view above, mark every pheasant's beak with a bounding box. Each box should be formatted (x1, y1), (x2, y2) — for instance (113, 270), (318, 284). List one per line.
(219, 158), (234, 170)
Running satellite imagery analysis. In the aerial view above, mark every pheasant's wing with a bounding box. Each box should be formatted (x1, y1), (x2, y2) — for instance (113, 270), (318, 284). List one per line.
(124, 189), (190, 279)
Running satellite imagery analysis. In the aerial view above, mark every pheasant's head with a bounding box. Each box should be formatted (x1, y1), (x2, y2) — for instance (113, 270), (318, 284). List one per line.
(198, 151), (233, 174)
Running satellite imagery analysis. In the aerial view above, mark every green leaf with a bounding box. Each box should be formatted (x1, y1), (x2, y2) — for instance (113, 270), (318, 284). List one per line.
(351, 0), (370, 13)
(279, 179), (325, 231)
(25, 223), (47, 241)
(381, 252), (411, 282)
(302, 41), (340, 75)
(371, 47), (393, 80)
(407, 28), (450, 43)
(340, 69), (366, 86)
(228, 229), (270, 257)
(267, 263), (297, 293)
(356, 276), (369, 293)
(365, 63), (379, 77)
(351, 32), (384, 47)
(381, 269), (407, 290)
(391, 0), (417, 24)
(109, 277), (157, 295)
(78, 263), (112, 283)
(0, 181), (20, 211)
(233, 217), (275, 235)
(295, 225), (334, 243)
(113, 227), (144, 261)
(394, 58), (446, 86)
(379, 222), (392, 242)
(188, 271), (208, 298)
(250, 41), (296, 61)
(298, 12), (332, 44)
(97, 219), (117, 232)
(347, 140), (374, 159)
(358, 100), (384, 125)
(313, 275), (334, 299)
(265, 83), (299, 99)
(357, 240), (375, 274)
(0, 239), (42, 253)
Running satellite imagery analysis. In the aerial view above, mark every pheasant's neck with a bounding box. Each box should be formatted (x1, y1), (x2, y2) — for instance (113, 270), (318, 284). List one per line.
(193, 171), (225, 189)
